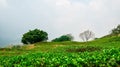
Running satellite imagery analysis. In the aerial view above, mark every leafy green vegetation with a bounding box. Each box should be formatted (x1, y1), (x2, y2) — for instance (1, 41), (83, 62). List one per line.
(21, 29), (48, 44)
(0, 36), (120, 67)
(52, 34), (74, 42)
(0, 48), (120, 67)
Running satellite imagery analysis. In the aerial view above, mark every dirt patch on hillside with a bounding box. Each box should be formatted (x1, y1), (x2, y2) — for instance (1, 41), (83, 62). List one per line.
(53, 45), (64, 48)
(26, 44), (35, 50)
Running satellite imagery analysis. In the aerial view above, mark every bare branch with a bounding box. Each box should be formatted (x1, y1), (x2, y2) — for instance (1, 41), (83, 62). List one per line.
(79, 30), (95, 42)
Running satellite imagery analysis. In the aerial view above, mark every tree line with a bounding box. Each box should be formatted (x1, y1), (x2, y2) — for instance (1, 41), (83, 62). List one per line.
(21, 24), (120, 44)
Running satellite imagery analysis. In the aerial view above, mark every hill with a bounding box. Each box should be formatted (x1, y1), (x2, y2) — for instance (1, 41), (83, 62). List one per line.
(0, 36), (120, 67)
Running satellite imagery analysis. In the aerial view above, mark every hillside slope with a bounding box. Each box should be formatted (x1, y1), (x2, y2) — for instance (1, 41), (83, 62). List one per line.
(0, 36), (120, 67)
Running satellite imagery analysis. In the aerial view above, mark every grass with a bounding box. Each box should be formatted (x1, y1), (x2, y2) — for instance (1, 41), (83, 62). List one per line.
(0, 36), (120, 55)
(0, 36), (120, 66)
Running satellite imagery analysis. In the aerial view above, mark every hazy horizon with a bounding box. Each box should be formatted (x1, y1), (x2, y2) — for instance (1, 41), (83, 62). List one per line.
(0, 0), (120, 47)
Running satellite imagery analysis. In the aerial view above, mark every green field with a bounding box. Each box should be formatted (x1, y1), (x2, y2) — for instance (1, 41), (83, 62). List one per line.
(0, 36), (120, 67)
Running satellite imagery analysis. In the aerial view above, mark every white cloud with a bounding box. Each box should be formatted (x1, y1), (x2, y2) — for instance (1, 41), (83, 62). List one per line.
(46, 0), (120, 39)
(0, 0), (8, 8)
(88, 0), (107, 11)
(56, 0), (71, 8)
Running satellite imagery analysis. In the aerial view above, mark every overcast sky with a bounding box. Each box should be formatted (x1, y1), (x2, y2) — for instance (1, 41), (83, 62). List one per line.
(0, 0), (120, 47)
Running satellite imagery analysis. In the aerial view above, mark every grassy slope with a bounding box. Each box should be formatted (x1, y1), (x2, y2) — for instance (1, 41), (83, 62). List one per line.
(0, 36), (120, 67)
(0, 36), (120, 56)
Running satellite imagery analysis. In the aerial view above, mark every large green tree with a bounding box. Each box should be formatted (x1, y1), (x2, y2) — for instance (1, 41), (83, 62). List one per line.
(21, 29), (48, 44)
(52, 34), (73, 42)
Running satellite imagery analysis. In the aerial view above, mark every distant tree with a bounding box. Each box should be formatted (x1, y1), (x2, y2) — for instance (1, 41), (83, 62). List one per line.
(79, 30), (95, 42)
(111, 24), (120, 35)
(52, 34), (74, 42)
(66, 34), (74, 41)
(94, 38), (98, 40)
(21, 29), (48, 44)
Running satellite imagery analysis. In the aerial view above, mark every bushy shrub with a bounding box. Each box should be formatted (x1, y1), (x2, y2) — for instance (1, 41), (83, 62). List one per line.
(52, 34), (73, 42)
(21, 29), (48, 44)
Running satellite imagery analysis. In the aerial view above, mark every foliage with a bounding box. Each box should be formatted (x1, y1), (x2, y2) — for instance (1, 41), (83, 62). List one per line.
(79, 30), (95, 42)
(52, 34), (73, 42)
(0, 48), (120, 67)
(66, 46), (102, 52)
(0, 35), (120, 66)
(108, 36), (120, 42)
(21, 29), (48, 44)
(111, 24), (120, 35)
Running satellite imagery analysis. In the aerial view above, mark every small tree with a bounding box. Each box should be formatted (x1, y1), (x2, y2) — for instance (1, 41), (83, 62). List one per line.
(111, 24), (120, 35)
(79, 30), (95, 42)
(21, 29), (48, 44)
(52, 34), (74, 42)
(65, 34), (74, 41)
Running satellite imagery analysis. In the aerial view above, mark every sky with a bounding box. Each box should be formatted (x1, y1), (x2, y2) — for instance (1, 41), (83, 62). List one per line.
(0, 0), (120, 47)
